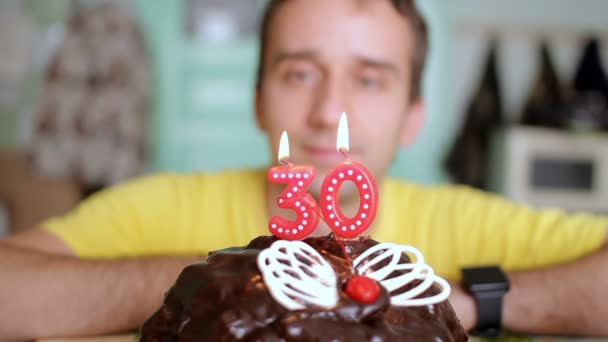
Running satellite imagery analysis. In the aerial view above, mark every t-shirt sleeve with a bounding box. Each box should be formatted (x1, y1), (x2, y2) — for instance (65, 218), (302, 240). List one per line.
(438, 185), (608, 271)
(43, 173), (198, 258)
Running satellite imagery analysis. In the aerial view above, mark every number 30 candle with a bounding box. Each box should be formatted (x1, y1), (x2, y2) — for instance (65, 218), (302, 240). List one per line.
(267, 131), (320, 240)
(320, 113), (378, 238)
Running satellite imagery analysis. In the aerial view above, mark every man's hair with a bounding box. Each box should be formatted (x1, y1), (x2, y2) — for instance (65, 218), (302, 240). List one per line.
(255, 0), (428, 100)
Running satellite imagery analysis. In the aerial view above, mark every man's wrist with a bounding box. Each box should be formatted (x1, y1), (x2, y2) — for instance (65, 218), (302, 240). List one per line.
(449, 281), (478, 331)
(461, 266), (510, 336)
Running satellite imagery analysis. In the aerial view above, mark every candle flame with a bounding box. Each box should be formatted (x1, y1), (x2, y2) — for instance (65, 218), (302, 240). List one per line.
(278, 131), (290, 163)
(337, 112), (350, 153)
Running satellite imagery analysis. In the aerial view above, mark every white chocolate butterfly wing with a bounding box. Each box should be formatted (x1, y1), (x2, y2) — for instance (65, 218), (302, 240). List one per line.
(353, 243), (451, 306)
(257, 240), (339, 310)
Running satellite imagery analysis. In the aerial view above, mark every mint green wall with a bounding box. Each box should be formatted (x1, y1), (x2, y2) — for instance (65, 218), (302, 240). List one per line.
(0, 110), (18, 146)
(389, 0), (452, 184)
(135, 0), (269, 172)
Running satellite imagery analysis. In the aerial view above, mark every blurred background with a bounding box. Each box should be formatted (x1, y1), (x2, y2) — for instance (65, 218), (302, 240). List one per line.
(1, 0), (607, 236)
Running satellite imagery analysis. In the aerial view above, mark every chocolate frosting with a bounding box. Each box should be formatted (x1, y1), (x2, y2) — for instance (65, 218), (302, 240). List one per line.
(140, 235), (467, 341)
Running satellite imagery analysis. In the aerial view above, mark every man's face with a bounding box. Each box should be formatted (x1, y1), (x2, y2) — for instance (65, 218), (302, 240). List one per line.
(257, 0), (419, 197)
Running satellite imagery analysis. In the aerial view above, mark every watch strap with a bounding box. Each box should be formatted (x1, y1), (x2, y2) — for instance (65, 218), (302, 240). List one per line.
(474, 290), (505, 337)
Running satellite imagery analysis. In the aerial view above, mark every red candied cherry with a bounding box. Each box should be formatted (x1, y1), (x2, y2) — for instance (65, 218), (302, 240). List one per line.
(345, 275), (381, 304)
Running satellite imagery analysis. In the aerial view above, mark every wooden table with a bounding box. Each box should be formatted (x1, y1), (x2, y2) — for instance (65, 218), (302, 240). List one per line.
(37, 334), (608, 341)
(37, 335), (136, 342)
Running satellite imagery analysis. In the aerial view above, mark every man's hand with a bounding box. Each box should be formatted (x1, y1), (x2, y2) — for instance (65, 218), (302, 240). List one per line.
(0, 229), (200, 342)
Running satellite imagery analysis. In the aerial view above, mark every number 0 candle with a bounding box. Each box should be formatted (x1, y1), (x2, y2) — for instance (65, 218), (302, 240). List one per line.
(267, 131), (320, 240)
(320, 113), (379, 238)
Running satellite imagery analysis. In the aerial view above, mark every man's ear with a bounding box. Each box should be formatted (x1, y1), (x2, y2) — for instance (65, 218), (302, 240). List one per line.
(401, 99), (426, 147)
(255, 89), (267, 132)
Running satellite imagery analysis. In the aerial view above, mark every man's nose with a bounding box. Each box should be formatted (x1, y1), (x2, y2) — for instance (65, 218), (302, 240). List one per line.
(308, 78), (349, 130)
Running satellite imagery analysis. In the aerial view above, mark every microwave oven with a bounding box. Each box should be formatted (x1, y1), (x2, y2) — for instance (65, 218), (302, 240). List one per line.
(489, 126), (608, 214)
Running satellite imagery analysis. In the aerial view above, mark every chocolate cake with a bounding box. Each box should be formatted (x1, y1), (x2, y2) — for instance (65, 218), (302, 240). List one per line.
(140, 234), (467, 341)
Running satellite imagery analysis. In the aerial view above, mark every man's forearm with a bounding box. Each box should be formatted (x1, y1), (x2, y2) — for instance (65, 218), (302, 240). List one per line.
(502, 244), (608, 336)
(0, 243), (200, 341)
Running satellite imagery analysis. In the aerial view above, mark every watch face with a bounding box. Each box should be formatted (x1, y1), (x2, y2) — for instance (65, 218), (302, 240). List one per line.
(462, 266), (510, 292)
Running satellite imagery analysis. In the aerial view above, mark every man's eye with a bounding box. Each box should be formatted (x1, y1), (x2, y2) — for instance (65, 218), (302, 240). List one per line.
(286, 69), (316, 83)
(358, 76), (381, 89)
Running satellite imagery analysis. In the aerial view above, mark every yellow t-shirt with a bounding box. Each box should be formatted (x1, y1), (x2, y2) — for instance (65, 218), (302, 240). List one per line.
(44, 169), (608, 280)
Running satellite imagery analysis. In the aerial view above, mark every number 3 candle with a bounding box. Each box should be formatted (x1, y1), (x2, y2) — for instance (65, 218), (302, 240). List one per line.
(320, 113), (378, 238)
(267, 131), (320, 240)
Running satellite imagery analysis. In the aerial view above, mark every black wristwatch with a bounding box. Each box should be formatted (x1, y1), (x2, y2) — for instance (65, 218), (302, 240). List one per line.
(461, 266), (510, 337)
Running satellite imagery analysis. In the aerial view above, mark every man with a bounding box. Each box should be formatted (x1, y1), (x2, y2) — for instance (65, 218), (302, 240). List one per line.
(1, 0), (607, 340)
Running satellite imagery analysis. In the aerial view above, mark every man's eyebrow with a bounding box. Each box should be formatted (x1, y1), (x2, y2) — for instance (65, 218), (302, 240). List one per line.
(354, 56), (400, 76)
(271, 50), (317, 67)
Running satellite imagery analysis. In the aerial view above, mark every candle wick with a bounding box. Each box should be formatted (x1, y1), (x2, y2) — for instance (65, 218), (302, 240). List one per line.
(279, 158), (293, 166)
(339, 148), (351, 161)
(335, 236), (354, 271)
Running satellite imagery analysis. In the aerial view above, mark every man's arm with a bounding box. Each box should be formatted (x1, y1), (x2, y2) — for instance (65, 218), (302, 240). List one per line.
(0, 230), (199, 342)
(450, 241), (608, 336)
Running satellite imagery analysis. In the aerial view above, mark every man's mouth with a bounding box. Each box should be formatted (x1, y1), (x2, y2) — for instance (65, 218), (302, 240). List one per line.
(300, 144), (362, 166)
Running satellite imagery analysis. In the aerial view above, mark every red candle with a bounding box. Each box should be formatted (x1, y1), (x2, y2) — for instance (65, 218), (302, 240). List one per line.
(320, 113), (378, 238)
(268, 131), (320, 240)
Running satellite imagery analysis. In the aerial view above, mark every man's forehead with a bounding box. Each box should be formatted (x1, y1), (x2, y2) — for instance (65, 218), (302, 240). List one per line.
(266, 0), (412, 71)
